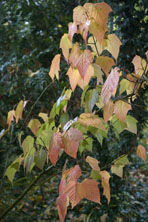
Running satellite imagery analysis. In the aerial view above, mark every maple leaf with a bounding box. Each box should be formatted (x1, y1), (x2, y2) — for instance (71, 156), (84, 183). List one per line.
(105, 34), (122, 61)
(100, 171), (110, 204)
(68, 22), (77, 41)
(101, 67), (119, 104)
(86, 156), (100, 171)
(49, 132), (63, 166)
(137, 145), (147, 162)
(96, 56), (115, 76)
(114, 100), (132, 122)
(7, 110), (15, 129)
(62, 128), (83, 159)
(79, 113), (106, 131)
(60, 34), (72, 61)
(103, 100), (114, 122)
(49, 54), (61, 80)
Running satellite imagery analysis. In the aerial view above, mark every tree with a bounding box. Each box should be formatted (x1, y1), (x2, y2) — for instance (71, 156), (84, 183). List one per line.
(0, 2), (148, 222)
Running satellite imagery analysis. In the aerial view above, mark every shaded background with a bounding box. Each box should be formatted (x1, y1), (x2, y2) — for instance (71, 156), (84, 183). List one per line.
(0, 0), (148, 221)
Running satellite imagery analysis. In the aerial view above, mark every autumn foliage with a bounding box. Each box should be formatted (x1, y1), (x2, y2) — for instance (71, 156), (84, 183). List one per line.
(3, 2), (148, 221)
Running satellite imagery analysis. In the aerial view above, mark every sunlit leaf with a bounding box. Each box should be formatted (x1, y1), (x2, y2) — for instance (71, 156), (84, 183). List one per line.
(103, 100), (114, 122)
(125, 115), (137, 134)
(105, 34), (122, 60)
(60, 34), (72, 61)
(22, 136), (34, 155)
(100, 171), (110, 204)
(86, 156), (100, 171)
(79, 113), (106, 131)
(62, 128), (83, 159)
(73, 6), (87, 24)
(101, 67), (119, 104)
(96, 56), (115, 76)
(49, 54), (61, 80)
(68, 22), (77, 41)
(114, 100), (131, 122)
(7, 110), (15, 129)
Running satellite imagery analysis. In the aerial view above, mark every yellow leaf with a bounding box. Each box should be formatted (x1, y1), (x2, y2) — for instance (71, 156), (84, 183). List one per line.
(86, 156), (100, 171)
(105, 34), (122, 60)
(15, 100), (24, 124)
(7, 110), (15, 129)
(137, 145), (147, 162)
(96, 56), (115, 76)
(60, 34), (72, 61)
(100, 171), (110, 204)
(28, 119), (41, 135)
(79, 113), (106, 131)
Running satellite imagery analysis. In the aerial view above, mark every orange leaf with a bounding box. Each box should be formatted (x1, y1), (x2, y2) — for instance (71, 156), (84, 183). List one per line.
(79, 113), (106, 131)
(67, 67), (81, 91)
(100, 171), (110, 204)
(103, 100), (114, 122)
(60, 34), (72, 61)
(80, 179), (100, 204)
(78, 64), (94, 89)
(101, 67), (119, 104)
(62, 128), (83, 159)
(76, 49), (93, 79)
(96, 56), (115, 76)
(68, 22), (77, 41)
(89, 21), (106, 44)
(49, 54), (61, 80)
(49, 132), (63, 165)
(137, 145), (147, 162)
(114, 100), (131, 122)
(62, 165), (82, 182)
(86, 156), (100, 171)
(7, 110), (15, 129)
(73, 6), (87, 24)
(84, 2), (112, 30)
(69, 43), (81, 68)
(65, 181), (81, 208)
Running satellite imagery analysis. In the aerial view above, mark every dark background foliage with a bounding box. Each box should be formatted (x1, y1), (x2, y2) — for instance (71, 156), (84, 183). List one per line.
(0, 0), (148, 221)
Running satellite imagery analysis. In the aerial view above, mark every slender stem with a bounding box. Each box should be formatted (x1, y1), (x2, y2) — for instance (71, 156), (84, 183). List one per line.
(0, 165), (54, 220)
(92, 35), (100, 57)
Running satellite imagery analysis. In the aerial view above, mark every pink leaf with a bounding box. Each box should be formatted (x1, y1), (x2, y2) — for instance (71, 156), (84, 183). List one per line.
(101, 67), (119, 104)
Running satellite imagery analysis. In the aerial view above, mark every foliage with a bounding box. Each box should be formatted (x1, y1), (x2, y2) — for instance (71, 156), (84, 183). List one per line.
(0, 1), (148, 222)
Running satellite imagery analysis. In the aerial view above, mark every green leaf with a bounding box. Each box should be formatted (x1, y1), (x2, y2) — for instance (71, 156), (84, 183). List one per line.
(91, 170), (101, 180)
(22, 136), (34, 155)
(125, 115), (137, 134)
(111, 155), (129, 178)
(35, 149), (47, 170)
(85, 89), (98, 112)
(79, 137), (93, 153)
(81, 85), (89, 107)
(5, 157), (21, 183)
